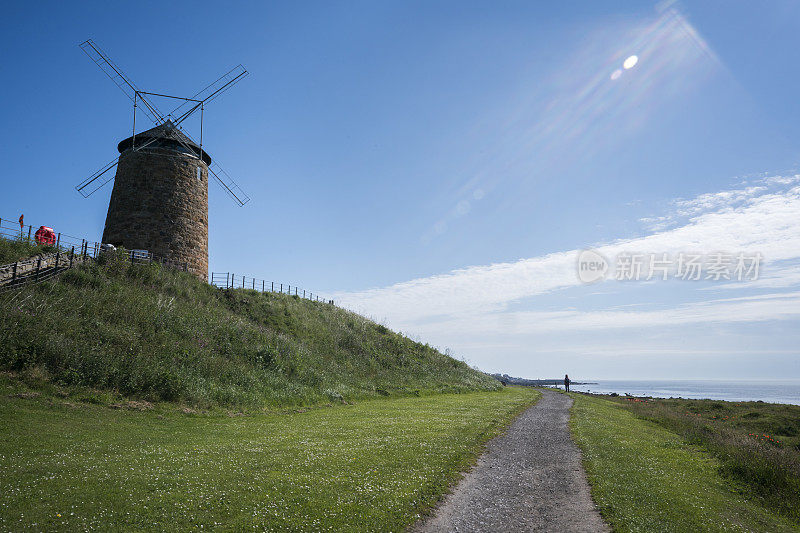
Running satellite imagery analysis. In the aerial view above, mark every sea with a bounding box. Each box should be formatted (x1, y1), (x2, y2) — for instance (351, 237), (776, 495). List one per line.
(565, 380), (800, 406)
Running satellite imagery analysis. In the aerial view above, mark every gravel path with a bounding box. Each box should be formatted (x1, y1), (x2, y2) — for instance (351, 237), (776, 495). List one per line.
(413, 389), (609, 532)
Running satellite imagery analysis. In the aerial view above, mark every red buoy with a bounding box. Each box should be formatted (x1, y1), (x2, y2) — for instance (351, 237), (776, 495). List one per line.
(34, 226), (56, 246)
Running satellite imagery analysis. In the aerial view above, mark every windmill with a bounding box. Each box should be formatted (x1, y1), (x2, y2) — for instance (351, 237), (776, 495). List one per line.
(75, 39), (250, 280)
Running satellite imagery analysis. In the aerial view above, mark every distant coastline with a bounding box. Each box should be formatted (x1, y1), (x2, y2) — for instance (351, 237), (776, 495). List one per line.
(570, 379), (800, 406)
(491, 375), (800, 405)
(490, 374), (597, 387)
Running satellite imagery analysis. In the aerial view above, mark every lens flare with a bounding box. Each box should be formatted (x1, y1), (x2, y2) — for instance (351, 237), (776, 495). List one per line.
(623, 55), (639, 69)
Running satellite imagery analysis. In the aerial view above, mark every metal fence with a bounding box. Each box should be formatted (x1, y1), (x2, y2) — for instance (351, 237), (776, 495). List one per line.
(0, 250), (90, 291)
(211, 272), (334, 305)
(0, 216), (189, 269)
(0, 215), (189, 291)
(1, 216), (104, 260)
(0, 215), (331, 304)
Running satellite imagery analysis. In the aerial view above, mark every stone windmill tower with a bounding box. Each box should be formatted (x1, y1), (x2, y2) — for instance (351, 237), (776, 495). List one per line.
(75, 39), (250, 280)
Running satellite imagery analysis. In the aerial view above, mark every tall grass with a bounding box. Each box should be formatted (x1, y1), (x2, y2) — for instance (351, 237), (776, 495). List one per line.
(617, 397), (800, 525)
(570, 394), (798, 532)
(0, 248), (499, 409)
(0, 235), (57, 265)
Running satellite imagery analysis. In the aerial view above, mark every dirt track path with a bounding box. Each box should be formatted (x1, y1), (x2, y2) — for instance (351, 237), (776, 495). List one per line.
(413, 389), (609, 532)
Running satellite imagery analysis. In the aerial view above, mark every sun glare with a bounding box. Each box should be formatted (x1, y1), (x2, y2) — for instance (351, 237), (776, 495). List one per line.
(623, 55), (639, 69)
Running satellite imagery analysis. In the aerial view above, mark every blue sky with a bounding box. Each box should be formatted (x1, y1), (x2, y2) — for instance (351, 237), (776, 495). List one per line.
(2, 1), (799, 380)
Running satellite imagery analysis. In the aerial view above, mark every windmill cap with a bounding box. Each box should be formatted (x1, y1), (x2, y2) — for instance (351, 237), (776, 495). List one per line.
(117, 120), (212, 165)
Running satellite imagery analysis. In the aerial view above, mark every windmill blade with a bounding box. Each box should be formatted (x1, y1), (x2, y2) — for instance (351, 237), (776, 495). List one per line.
(75, 157), (119, 197)
(209, 161), (251, 206)
(168, 65), (249, 123)
(171, 101), (203, 129)
(75, 135), (163, 197)
(79, 39), (166, 126)
(153, 125), (250, 207)
(197, 65), (249, 105)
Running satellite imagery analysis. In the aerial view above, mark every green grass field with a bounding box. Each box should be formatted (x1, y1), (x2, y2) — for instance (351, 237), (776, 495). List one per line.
(570, 393), (798, 532)
(613, 395), (800, 525)
(0, 385), (539, 531)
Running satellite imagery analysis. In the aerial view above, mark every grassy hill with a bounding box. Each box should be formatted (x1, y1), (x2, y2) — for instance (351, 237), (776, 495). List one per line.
(0, 241), (499, 409)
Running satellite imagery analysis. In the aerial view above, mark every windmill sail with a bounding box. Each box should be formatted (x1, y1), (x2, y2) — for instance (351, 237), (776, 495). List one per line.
(168, 65), (249, 124)
(79, 39), (165, 126)
(158, 125), (251, 207)
(75, 157), (118, 197)
(75, 135), (163, 197)
(209, 161), (251, 206)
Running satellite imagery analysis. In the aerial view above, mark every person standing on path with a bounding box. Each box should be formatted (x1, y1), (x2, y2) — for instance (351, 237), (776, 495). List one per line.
(564, 374), (571, 392)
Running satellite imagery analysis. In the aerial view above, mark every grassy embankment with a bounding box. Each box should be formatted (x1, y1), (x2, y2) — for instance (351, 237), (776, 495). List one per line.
(0, 383), (539, 531)
(0, 238), (499, 409)
(570, 393), (799, 532)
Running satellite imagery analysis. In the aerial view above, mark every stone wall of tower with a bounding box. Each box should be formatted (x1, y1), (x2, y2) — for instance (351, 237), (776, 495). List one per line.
(102, 148), (209, 280)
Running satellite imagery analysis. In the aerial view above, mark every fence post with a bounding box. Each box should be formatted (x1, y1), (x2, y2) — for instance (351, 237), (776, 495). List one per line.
(271, 281), (274, 292)
(280, 283), (283, 293)
(56, 233), (61, 249)
(12, 262), (17, 282)
(56, 251), (60, 269)
(262, 280), (265, 292)
(295, 287), (297, 296)
(35, 256), (42, 281)
(27, 226), (32, 243)
(252, 278), (255, 290)
(70, 246), (74, 268)
(303, 290), (306, 298)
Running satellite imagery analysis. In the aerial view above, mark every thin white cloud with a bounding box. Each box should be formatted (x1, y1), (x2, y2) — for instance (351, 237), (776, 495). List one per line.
(640, 174), (800, 230)
(420, 291), (800, 337)
(336, 179), (800, 326)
